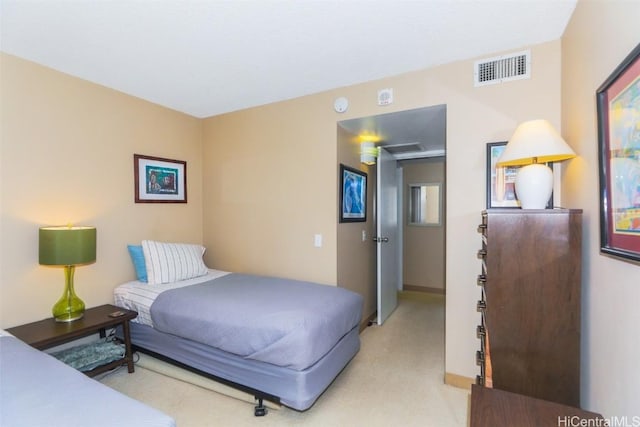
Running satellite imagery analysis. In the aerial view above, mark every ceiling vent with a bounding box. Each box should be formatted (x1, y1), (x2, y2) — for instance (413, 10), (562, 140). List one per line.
(382, 143), (424, 154)
(474, 50), (530, 87)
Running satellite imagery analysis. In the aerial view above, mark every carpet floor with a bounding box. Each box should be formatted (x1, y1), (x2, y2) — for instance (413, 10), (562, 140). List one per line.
(99, 292), (470, 426)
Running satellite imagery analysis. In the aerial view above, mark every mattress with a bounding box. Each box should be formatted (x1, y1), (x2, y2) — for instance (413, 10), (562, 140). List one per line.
(114, 271), (363, 411)
(126, 321), (360, 411)
(0, 331), (175, 427)
(150, 273), (362, 370)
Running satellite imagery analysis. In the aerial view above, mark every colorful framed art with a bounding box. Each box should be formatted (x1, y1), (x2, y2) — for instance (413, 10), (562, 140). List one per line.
(134, 154), (187, 203)
(597, 42), (640, 263)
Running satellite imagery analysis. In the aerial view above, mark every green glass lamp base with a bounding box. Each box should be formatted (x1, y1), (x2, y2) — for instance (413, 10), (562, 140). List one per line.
(54, 310), (84, 322)
(53, 305), (84, 322)
(52, 265), (85, 322)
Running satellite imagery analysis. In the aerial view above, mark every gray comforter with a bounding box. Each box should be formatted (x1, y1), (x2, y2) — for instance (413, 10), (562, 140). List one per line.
(1, 335), (175, 427)
(150, 274), (363, 370)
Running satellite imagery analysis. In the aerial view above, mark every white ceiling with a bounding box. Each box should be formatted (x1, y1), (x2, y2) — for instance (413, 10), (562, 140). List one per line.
(0, 1), (577, 119)
(339, 104), (447, 158)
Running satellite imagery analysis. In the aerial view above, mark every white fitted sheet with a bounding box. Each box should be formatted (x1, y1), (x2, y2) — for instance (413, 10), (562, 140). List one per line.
(113, 269), (229, 325)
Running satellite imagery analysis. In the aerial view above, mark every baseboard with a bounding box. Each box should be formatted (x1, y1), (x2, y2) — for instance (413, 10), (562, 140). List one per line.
(444, 372), (474, 390)
(403, 284), (445, 295)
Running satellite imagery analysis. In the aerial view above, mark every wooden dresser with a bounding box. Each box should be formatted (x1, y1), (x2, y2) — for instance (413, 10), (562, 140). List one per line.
(475, 209), (582, 407)
(470, 385), (603, 427)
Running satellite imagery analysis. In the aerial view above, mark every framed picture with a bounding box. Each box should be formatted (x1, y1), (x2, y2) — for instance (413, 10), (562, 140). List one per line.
(596, 42), (640, 263)
(134, 154), (187, 203)
(339, 164), (367, 222)
(486, 141), (553, 209)
(486, 142), (520, 208)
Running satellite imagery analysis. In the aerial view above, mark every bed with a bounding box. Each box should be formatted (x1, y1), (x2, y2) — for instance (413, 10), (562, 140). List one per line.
(114, 241), (363, 415)
(0, 330), (175, 427)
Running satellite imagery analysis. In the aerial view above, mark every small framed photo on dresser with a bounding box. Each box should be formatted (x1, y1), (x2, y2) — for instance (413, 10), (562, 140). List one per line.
(486, 142), (520, 208)
(485, 142), (553, 209)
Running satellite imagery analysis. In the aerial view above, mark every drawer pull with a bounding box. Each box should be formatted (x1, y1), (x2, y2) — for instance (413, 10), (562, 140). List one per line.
(477, 274), (486, 286)
(477, 325), (486, 338)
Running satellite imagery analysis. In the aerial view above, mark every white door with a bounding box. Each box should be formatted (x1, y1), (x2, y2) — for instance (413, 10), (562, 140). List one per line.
(376, 148), (399, 325)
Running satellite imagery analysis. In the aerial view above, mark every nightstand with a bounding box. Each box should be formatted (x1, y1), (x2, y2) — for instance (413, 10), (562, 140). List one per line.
(6, 304), (137, 377)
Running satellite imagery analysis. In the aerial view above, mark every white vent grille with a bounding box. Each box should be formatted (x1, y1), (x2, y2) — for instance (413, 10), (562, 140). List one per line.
(474, 50), (530, 87)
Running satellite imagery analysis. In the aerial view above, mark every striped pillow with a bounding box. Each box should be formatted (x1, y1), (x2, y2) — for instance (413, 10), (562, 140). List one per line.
(141, 240), (208, 285)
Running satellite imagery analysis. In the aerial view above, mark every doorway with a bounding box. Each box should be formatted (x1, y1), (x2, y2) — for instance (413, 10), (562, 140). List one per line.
(398, 157), (446, 296)
(336, 104), (447, 324)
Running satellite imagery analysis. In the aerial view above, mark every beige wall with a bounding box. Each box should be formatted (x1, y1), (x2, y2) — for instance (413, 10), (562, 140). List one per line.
(402, 159), (445, 292)
(336, 126), (377, 326)
(201, 40), (563, 381)
(0, 54), (204, 327)
(562, 0), (640, 418)
(442, 40), (562, 381)
(201, 93), (339, 284)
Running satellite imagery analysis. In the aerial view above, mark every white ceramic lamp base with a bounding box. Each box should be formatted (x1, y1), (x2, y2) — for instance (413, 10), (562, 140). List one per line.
(515, 163), (553, 209)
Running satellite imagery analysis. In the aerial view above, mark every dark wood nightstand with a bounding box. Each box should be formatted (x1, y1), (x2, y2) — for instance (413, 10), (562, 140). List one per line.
(6, 304), (137, 377)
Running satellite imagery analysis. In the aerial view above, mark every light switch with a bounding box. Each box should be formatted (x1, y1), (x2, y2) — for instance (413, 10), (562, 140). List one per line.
(314, 234), (322, 248)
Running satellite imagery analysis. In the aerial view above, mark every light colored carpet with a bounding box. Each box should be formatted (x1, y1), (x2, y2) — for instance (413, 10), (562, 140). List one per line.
(99, 292), (470, 426)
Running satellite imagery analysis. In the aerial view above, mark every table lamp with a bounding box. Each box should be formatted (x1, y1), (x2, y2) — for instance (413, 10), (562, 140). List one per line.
(39, 226), (96, 322)
(497, 119), (576, 209)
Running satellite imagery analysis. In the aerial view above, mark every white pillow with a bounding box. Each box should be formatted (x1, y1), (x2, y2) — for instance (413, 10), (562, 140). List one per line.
(141, 240), (208, 285)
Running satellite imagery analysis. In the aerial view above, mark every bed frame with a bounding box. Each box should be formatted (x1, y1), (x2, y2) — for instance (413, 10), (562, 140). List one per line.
(132, 344), (277, 416)
(124, 321), (360, 416)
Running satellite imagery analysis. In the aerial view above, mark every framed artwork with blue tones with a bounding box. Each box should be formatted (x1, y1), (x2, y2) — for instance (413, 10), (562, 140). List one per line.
(339, 164), (367, 223)
(597, 42), (640, 263)
(134, 154), (187, 203)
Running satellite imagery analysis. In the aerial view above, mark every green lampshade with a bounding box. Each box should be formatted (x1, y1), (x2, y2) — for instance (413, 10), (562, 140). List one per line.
(39, 225), (97, 322)
(39, 226), (96, 266)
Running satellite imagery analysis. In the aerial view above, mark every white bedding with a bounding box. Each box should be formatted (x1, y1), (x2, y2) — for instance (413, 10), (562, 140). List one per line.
(114, 269), (229, 326)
